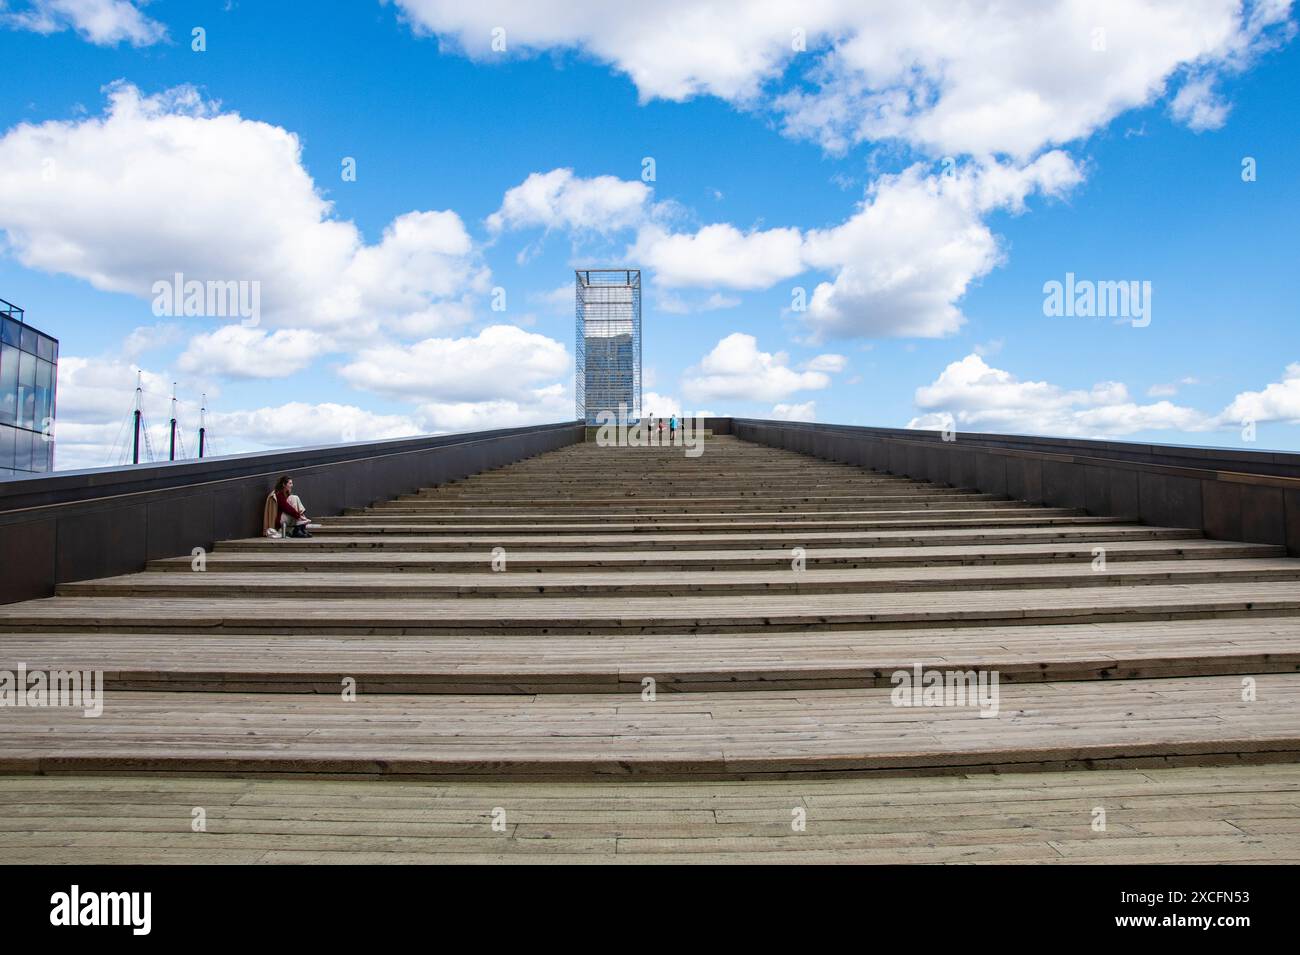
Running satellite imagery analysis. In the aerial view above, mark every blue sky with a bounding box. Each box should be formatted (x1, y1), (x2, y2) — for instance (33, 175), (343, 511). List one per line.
(0, 0), (1297, 469)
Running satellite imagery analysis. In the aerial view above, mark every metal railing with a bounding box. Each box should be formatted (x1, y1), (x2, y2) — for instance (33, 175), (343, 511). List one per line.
(0, 297), (24, 322)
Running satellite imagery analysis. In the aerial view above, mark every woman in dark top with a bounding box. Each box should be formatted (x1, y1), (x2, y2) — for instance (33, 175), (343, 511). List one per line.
(274, 475), (313, 538)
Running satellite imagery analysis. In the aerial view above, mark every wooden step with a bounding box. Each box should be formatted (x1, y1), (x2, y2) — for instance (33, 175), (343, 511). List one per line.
(147, 539), (1284, 573)
(1, 763), (1294, 864)
(4, 619), (1298, 693)
(212, 524), (1201, 553)
(6, 581), (1299, 634)
(2, 675), (1296, 779)
(310, 513), (1121, 536)
(56, 559), (1300, 600)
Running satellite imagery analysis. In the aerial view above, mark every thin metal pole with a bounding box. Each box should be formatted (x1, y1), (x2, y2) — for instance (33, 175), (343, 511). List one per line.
(169, 382), (177, 461)
(132, 372), (142, 465)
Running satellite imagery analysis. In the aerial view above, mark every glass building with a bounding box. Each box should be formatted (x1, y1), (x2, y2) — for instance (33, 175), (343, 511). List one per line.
(0, 298), (58, 478)
(575, 269), (641, 424)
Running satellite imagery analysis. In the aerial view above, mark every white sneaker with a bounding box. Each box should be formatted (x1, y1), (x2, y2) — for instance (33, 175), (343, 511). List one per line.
(264, 528), (281, 538)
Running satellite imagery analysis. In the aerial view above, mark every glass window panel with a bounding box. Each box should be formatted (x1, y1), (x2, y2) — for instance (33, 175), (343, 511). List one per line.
(34, 359), (53, 433)
(0, 344), (17, 426)
(31, 434), (51, 472)
(0, 318), (19, 348)
(17, 350), (36, 429)
(0, 424), (15, 470)
(36, 334), (55, 362)
(19, 325), (37, 354)
(12, 427), (32, 472)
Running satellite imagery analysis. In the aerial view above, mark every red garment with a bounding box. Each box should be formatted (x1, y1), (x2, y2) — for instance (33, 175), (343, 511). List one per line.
(275, 488), (305, 521)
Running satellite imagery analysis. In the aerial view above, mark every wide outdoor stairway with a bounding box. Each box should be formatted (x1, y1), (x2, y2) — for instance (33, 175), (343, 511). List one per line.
(2, 433), (1299, 862)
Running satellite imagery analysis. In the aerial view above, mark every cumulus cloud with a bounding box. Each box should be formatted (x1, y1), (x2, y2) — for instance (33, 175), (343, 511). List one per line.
(771, 401), (817, 422)
(799, 152), (1082, 340)
(487, 168), (651, 233)
(630, 223), (804, 290)
(210, 402), (424, 450)
(417, 384), (574, 433)
(1221, 362), (1300, 424)
(177, 326), (333, 380)
(906, 353), (1216, 437)
(641, 391), (679, 416)
(607, 153), (1079, 339)
(392, 0), (1294, 157)
(801, 353), (848, 373)
(682, 333), (837, 403)
(915, 357), (1300, 440)
(2, 0), (166, 46)
(0, 83), (488, 342)
(339, 324), (570, 404)
(1169, 76), (1232, 131)
(122, 321), (183, 360)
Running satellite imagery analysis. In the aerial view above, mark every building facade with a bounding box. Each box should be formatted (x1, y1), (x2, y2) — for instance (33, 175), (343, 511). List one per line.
(0, 299), (58, 478)
(575, 269), (641, 424)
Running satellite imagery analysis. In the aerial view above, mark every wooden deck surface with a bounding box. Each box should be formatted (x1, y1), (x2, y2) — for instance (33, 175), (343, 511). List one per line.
(2, 763), (1295, 863)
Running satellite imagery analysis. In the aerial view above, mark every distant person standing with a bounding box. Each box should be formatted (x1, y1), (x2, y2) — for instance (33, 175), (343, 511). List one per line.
(669, 415), (677, 442)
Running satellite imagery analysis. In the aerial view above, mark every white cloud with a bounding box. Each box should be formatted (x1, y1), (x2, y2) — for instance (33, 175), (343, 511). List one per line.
(799, 152), (1082, 340)
(802, 353), (848, 373)
(2, 0), (166, 46)
(339, 324), (570, 403)
(620, 154), (1080, 340)
(122, 321), (183, 360)
(1169, 76), (1232, 131)
(631, 222), (805, 289)
(340, 209), (489, 333)
(487, 168), (651, 233)
(177, 326), (333, 380)
(1222, 362), (1300, 424)
(415, 382), (575, 433)
(682, 332), (835, 403)
(641, 390), (680, 416)
(771, 401), (817, 422)
(911, 357), (1300, 440)
(210, 402), (424, 450)
(907, 353), (1215, 437)
(392, 0), (1294, 157)
(0, 83), (487, 341)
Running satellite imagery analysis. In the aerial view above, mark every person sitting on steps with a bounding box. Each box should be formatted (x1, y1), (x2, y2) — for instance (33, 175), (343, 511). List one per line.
(274, 475), (313, 538)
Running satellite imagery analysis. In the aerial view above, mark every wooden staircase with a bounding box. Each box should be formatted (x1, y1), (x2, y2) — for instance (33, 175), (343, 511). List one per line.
(2, 434), (1299, 780)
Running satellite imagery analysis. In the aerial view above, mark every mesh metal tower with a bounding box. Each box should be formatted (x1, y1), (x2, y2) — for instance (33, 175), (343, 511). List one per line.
(575, 269), (641, 424)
